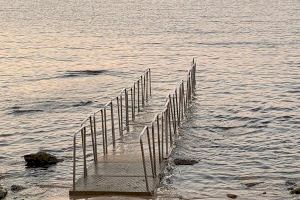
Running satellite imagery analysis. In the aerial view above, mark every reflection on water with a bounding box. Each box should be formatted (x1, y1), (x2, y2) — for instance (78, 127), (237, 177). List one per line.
(0, 0), (299, 199)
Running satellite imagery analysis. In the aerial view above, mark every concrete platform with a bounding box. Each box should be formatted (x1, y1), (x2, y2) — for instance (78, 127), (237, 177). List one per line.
(69, 154), (160, 196)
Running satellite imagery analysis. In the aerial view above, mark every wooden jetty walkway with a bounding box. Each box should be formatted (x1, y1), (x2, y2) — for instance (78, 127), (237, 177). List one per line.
(69, 61), (196, 197)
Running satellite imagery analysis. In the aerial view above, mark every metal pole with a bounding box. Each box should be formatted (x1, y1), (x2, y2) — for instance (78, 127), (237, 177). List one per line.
(168, 104), (173, 147)
(144, 73), (147, 102)
(133, 83), (136, 116)
(172, 94), (177, 136)
(110, 101), (115, 148)
(146, 127), (154, 177)
(93, 115), (98, 163)
(175, 88), (180, 126)
(161, 112), (164, 159)
(82, 127), (87, 178)
(149, 69), (152, 96)
(117, 96), (122, 137)
(73, 134), (76, 191)
(156, 115), (161, 165)
(101, 110), (106, 155)
(104, 108), (108, 154)
(146, 71), (148, 101)
(120, 93), (123, 133)
(182, 82), (186, 117)
(165, 108), (168, 156)
(151, 123), (156, 177)
(125, 89), (129, 132)
(141, 76), (144, 107)
(131, 87), (134, 120)
(137, 80), (140, 112)
(89, 116), (96, 162)
(140, 131), (149, 192)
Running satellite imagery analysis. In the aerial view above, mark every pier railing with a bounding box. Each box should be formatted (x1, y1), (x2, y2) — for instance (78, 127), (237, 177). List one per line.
(72, 69), (152, 191)
(139, 60), (196, 192)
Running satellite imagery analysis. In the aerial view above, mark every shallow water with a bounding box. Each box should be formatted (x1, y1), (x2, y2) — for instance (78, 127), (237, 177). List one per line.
(0, 0), (299, 199)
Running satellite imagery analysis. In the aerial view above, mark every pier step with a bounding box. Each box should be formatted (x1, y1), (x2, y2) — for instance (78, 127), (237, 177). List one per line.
(70, 154), (157, 196)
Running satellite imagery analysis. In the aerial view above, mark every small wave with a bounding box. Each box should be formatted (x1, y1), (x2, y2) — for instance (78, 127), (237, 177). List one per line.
(214, 125), (246, 130)
(10, 109), (44, 115)
(274, 115), (293, 121)
(72, 101), (93, 107)
(63, 70), (106, 77)
(37, 184), (70, 189)
(250, 107), (263, 112)
(263, 106), (293, 112)
(0, 133), (13, 138)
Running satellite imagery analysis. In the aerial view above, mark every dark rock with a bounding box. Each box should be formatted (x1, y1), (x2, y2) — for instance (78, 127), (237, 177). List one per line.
(227, 193), (238, 199)
(24, 151), (63, 167)
(244, 182), (263, 188)
(11, 185), (26, 192)
(286, 180), (297, 187)
(173, 158), (198, 165)
(290, 187), (300, 194)
(262, 191), (266, 194)
(287, 187), (294, 191)
(0, 186), (7, 199)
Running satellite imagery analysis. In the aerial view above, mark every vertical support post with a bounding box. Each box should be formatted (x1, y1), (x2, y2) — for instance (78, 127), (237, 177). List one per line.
(89, 116), (96, 162)
(151, 123), (156, 177)
(168, 103), (173, 147)
(165, 108), (169, 156)
(82, 127), (87, 178)
(149, 69), (152, 96)
(104, 108), (108, 154)
(120, 93), (123, 133)
(168, 95), (174, 137)
(172, 94), (177, 136)
(137, 80), (140, 112)
(133, 83), (136, 116)
(141, 76), (145, 107)
(156, 115), (161, 165)
(131, 87), (134, 120)
(144, 73), (147, 102)
(125, 89), (129, 132)
(146, 127), (154, 177)
(161, 112), (164, 159)
(182, 81), (185, 118)
(93, 115), (98, 163)
(101, 110), (106, 155)
(146, 71), (148, 101)
(110, 101), (115, 149)
(117, 96), (122, 137)
(140, 133), (149, 192)
(73, 134), (76, 191)
(175, 88), (180, 126)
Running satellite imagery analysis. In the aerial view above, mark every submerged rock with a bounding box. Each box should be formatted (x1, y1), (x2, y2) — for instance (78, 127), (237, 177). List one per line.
(24, 151), (63, 167)
(287, 187), (295, 191)
(11, 184), (26, 192)
(290, 187), (300, 194)
(286, 180), (297, 187)
(0, 186), (7, 199)
(226, 193), (238, 199)
(173, 158), (198, 165)
(244, 182), (263, 188)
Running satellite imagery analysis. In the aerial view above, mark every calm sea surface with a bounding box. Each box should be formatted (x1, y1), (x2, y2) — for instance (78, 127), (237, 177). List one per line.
(0, 0), (299, 199)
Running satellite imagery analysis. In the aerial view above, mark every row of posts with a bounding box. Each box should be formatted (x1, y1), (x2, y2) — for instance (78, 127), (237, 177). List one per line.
(139, 60), (196, 192)
(73, 69), (152, 189)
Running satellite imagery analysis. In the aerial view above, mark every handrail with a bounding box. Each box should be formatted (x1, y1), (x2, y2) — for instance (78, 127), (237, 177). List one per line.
(139, 60), (196, 192)
(72, 68), (152, 191)
(72, 60), (197, 193)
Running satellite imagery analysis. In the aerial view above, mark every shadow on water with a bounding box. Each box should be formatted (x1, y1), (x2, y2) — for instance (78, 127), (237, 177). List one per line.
(63, 70), (107, 77)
